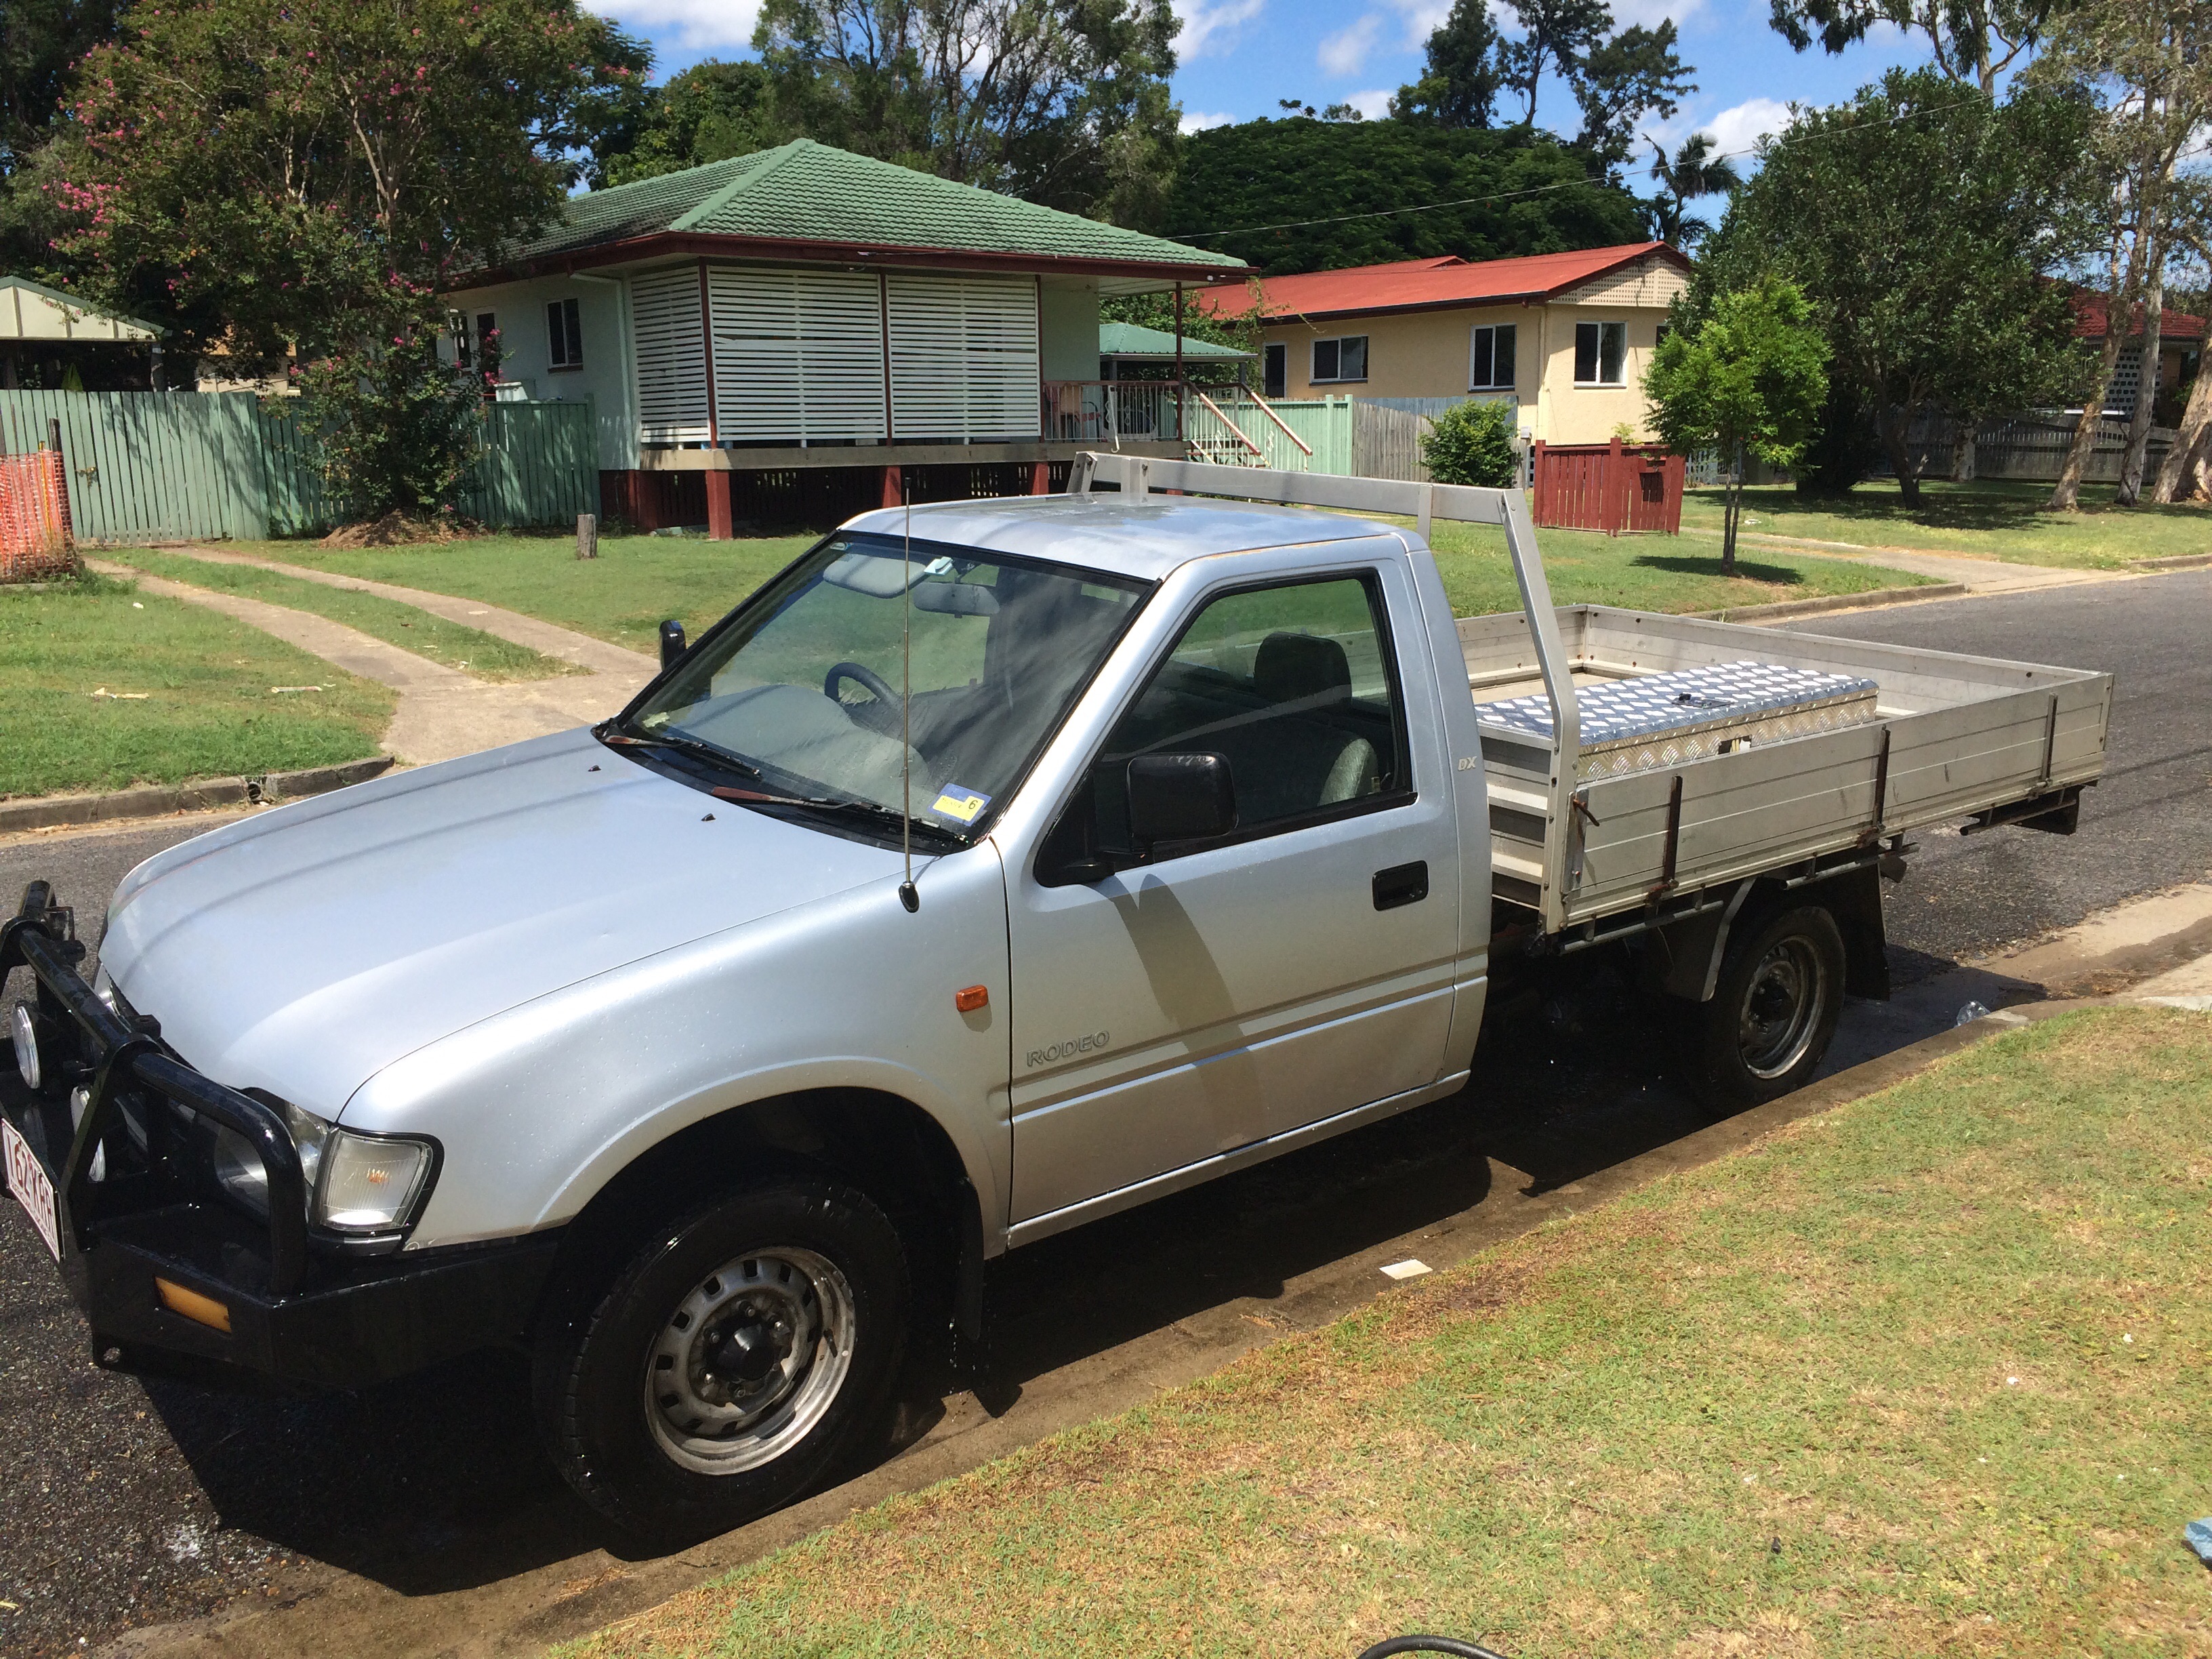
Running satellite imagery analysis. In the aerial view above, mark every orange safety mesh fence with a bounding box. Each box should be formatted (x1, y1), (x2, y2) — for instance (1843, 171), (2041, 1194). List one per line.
(0, 449), (76, 581)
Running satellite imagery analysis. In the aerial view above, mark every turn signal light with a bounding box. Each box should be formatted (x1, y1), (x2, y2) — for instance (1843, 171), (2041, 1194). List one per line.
(954, 985), (989, 1013)
(155, 1276), (232, 1334)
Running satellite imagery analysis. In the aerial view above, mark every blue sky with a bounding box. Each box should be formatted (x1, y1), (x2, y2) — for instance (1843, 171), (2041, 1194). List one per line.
(591, 0), (1935, 180)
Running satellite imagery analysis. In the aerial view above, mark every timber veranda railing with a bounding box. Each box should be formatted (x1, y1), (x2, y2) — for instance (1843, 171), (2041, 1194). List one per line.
(0, 390), (598, 544)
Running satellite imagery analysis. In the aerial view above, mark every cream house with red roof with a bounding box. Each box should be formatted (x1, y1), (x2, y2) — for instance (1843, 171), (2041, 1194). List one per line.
(1197, 243), (1690, 445)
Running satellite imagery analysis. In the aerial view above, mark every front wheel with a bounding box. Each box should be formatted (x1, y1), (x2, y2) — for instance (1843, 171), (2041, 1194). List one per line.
(1682, 903), (1846, 1113)
(533, 1179), (909, 1543)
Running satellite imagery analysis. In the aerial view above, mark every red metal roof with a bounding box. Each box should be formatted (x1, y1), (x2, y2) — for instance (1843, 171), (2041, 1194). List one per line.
(1193, 242), (1689, 323)
(2070, 288), (2206, 342)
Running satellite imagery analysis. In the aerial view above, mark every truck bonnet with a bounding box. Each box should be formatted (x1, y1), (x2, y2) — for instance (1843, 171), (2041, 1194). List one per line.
(95, 728), (911, 1122)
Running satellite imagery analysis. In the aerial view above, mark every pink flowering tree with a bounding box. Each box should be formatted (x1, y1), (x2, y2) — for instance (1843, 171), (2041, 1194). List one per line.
(26, 0), (646, 516)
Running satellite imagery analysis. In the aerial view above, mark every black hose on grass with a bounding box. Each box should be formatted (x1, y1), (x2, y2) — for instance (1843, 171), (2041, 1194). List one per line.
(1357, 1638), (1512, 1659)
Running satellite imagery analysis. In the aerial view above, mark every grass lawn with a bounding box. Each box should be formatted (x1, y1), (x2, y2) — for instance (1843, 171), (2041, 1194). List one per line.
(1680, 480), (2212, 571)
(1420, 519), (1932, 616)
(574, 1006), (2212, 1659)
(208, 518), (1924, 655)
(104, 548), (578, 682)
(1, 573), (393, 800)
(253, 531), (817, 655)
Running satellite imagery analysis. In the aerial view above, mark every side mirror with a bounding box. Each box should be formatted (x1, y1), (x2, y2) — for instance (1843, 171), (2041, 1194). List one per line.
(1126, 752), (1237, 851)
(658, 619), (687, 672)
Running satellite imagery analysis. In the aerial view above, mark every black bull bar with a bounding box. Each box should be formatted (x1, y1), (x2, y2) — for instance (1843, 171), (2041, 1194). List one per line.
(1, 880), (558, 1383)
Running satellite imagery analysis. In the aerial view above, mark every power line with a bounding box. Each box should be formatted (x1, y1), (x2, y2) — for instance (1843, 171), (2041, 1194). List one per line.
(1176, 87), (1997, 243)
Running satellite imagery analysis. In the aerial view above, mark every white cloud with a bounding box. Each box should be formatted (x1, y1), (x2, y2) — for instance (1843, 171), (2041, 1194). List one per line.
(1373, 0), (1455, 42)
(1180, 109), (1238, 133)
(1173, 0), (1267, 59)
(1639, 95), (1798, 173)
(1702, 96), (1796, 161)
(1604, 0), (1707, 27)
(1345, 88), (1396, 120)
(1319, 14), (1385, 75)
(590, 0), (762, 52)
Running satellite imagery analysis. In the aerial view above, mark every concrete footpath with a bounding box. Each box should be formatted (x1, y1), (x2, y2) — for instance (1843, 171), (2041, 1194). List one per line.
(1681, 526), (2125, 596)
(154, 548), (654, 681)
(87, 558), (652, 767)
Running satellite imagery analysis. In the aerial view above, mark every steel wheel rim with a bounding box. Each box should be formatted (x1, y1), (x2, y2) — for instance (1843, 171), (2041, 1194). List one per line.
(644, 1246), (857, 1476)
(1738, 937), (1826, 1080)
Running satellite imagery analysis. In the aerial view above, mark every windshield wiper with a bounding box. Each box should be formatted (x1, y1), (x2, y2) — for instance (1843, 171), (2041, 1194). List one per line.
(600, 721), (964, 845)
(594, 720), (769, 783)
(709, 787), (965, 846)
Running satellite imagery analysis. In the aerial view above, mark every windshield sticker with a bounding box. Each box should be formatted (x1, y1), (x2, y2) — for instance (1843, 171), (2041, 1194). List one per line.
(928, 786), (992, 825)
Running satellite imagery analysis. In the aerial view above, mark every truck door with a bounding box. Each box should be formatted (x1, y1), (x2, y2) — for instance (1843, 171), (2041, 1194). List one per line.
(1004, 556), (1462, 1229)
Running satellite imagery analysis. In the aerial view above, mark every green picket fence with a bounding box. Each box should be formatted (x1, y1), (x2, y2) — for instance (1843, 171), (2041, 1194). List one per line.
(0, 390), (598, 542)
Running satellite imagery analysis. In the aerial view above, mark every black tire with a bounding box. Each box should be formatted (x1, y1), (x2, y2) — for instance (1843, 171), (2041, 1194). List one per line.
(1683, 903), (1846, 1113)
(533, 1179), (909, 1543)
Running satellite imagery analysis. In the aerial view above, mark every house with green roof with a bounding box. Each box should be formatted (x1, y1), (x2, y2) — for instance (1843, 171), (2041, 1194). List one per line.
(443, 139), (1246, 533)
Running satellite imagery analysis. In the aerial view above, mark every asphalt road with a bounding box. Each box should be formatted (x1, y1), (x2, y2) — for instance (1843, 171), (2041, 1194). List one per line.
(1784, 568), (2212, 970)
(1, 570), (2207, 1657)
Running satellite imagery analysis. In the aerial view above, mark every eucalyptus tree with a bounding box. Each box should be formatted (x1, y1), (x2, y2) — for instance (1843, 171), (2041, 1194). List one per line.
(752, 0), (1181, 226)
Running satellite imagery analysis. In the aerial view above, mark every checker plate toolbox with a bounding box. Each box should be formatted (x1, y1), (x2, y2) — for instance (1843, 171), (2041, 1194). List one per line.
(1479, 661), (1881, 783)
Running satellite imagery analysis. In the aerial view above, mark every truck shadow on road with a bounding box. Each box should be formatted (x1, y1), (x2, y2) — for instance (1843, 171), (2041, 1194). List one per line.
(126, 947), (2049, 1608)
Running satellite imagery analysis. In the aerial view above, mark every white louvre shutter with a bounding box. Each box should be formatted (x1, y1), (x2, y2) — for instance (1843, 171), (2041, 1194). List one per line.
(886, 274), (1040, 443)
(708, 266), (886, 445)
(630, 266), (712, 444)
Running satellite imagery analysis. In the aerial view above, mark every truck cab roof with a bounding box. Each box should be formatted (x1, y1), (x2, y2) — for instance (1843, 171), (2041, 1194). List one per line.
(839, 493), (1408, 586)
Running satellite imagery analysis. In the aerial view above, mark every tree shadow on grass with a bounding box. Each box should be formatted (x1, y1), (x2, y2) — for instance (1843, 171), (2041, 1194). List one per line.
(1700, 482), (2212, 539)
(1632, 553), (1808, 586)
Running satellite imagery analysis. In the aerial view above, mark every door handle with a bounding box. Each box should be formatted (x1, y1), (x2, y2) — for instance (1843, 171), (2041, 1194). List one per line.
(1372, 860), (1429, 911)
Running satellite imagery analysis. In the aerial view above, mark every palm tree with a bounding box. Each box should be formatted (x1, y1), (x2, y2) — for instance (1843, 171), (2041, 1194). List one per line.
(1643, 131), (1742, 249)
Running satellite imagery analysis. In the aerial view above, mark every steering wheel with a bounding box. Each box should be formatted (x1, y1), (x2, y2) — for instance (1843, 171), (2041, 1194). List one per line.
(823, 661), (902, 733)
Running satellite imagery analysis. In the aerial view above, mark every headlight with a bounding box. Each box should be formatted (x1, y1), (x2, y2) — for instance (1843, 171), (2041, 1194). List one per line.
(210, 1099), (434, 1236)
(211, 1097), (328, 1218)
(10, 1000), (42, 1091)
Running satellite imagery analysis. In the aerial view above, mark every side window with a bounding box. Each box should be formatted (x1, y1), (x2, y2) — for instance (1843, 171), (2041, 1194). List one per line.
(1056, 575), (1409, 874)
(548, 298), (583, 370)
(1263, 341), (1287, 398)
(1469, 323), (1516, 390)
(1311, 335), (1368, 384)
(1573, 319), (1626, 386)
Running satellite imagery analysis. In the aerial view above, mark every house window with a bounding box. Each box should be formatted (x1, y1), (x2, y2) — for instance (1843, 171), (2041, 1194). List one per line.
(1310, 335), (1368, 384)
(1469, 324), (1516, 391)
(1574, 321), (1626, 386)
(474, 312), (499, 377)
(547, 298), (583, 370)
(1263, 342), (1286, 399)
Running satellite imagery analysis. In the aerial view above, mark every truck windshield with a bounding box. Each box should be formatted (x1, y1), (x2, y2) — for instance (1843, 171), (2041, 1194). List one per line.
(623, 534), (1151, 838)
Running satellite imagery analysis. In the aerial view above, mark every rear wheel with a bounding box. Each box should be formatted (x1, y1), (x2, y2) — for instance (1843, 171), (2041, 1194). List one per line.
(1683, 903), (1845, 1113)
(533, 1178), (908, 1543)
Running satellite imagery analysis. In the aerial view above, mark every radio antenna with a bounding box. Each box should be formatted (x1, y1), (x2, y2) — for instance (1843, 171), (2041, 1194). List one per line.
(897, 480), (919, 914)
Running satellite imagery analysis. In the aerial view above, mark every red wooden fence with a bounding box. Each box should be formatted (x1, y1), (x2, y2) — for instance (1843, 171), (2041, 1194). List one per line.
(1531, 437), (1683, 536)
(0, 449), (74, 581)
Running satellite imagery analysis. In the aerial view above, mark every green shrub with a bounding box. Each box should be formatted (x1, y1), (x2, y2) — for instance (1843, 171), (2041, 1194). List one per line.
(1420, 398), (1518, 487)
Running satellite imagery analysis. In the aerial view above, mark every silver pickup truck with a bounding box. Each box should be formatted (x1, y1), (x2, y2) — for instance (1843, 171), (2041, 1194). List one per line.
(1, 457), (2110, 1541)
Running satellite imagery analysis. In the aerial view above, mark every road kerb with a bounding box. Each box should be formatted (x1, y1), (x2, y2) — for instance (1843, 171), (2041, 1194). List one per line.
(0, 757), (396, 836)
(1686, 581), (1969, 624)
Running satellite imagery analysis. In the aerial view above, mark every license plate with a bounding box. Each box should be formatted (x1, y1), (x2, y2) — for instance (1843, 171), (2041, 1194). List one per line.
(3, 1118), (61, 1263)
